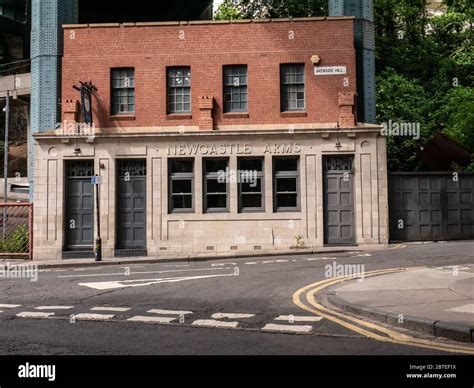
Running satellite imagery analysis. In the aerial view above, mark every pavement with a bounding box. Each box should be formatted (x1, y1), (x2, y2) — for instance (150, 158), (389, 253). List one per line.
(325, 264), (474, 343)
(0, 244), (388, 269)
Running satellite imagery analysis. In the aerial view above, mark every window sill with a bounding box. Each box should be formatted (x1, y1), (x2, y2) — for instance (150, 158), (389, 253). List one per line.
(169, 210), (195, 214)
(166, 114), (192, 120)
(110, 114), (136, 120)
(280, 111), (307, 118)
(274, 209), (301, 213)
(223, 112), (249, 119)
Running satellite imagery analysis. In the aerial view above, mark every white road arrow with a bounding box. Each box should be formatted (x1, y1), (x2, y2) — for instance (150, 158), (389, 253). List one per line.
(79, 273), (236, 290)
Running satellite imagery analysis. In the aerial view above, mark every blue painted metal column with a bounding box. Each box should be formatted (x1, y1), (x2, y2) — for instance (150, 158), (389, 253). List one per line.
(329, 0), (376, 124)
(29, 0), (78, 200)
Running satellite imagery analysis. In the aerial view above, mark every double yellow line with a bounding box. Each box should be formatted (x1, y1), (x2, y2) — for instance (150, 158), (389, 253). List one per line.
(293, 267), (474, 354)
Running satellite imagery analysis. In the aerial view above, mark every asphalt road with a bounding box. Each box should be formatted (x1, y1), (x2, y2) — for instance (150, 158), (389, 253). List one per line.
(0, 241), (473, 355)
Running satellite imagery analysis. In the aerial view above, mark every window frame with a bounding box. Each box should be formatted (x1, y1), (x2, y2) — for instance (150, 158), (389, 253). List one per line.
(111, 68), (135, 115)
(168, 158), (195, 214)
(203, 158), (230, 213)
(273, 156), (300, 212)
(238, 157), (265, 213)
(223, 65), (248, 113)
(167, 66), (192, 115)
(280, 63), (305, 112)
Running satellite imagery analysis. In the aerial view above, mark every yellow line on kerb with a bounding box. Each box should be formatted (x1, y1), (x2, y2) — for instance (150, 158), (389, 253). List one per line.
(293, 267), (474, 354)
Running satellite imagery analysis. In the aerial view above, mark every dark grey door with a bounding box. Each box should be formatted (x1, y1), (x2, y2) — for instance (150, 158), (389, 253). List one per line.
(323, 156), (355, 246)
(389, 173), (474, 241)
(116, 160), (146, 250)
(65, 161), (94, 250)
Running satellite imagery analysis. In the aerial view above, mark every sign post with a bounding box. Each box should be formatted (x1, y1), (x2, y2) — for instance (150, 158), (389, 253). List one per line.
(2, 90), (9, 239)
(91, 175), (102, 261)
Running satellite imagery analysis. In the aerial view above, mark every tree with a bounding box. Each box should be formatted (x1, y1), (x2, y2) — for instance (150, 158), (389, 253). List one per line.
(376, 68), (433, 171)
(215, 0), (327, 20)
(214, 0), (474, 170)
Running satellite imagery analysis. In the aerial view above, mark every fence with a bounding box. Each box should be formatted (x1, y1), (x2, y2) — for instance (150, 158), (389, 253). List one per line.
(388, 172), (474, 242)
(0, 203), (33, 260)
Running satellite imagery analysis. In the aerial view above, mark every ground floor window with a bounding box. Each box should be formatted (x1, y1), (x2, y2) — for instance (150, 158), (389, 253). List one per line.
(238, 157), (264, 212)
(203, 158), (229, 213)
(169, 159), (194, 213)
(273, 156), (300, 212)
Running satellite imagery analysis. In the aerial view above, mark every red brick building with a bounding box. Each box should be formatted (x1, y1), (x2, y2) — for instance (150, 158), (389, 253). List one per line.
(33, 17), (388, 260)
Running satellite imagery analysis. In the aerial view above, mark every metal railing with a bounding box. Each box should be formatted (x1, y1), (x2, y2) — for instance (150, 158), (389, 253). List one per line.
(0, 203), (33, 260)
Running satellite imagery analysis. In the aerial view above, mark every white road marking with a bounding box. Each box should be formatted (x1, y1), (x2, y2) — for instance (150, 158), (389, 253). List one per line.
(164, 264), (190, 268)
(448, 304), (474, 314)
(17, 312), (55, 319)
(60, 267), (231, 279)
(192, 319), (239, 329)
(35, 306), (74, 310)
(148, 309), (193, 315)
(261, 324), (313, 334)
(275, 315), (323, 322)
(211, 313), (255, 319)
(79, 273), (236, 290)
(127, 316), (176, 324)
(261, 260), (290, 264)
(212, 262), (237, 267)
(72, 313), (115, 321)
(90, 307), (131, 312)
(0, 304), (21, 308)
(305, 257), (337, 261)
(0, 311), (3, 313)
(244, 262), (258, 265)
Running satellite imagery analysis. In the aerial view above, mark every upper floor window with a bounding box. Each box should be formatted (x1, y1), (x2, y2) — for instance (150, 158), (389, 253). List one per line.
(167, 67), (191, 114)
(111, 68), (135, 115)
(223, 65), (248, 113)
(280, 64), (305, 112)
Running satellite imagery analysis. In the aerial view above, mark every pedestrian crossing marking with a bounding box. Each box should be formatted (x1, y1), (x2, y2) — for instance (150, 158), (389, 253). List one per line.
(192, 319), (239, 329)
(90, 307), (131, 312)
(262, 324), (313, 334)
(211, 313), (255, 319)
(147, 309), (193, 315)
(17, 312), (55, 319)
(128, 316), (176, 323)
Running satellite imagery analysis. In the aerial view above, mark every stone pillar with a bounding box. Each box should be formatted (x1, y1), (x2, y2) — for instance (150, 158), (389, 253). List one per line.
(198, 96), (214, 131)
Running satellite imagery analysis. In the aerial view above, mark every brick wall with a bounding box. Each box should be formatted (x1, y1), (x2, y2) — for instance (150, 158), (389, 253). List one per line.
(61, 18), (356, 130)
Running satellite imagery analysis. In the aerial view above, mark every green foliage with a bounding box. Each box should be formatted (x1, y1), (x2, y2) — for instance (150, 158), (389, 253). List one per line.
(376, 68), (433, 171)
(214, 0), (327, 19)
(436, 86), (474, 152)
(0, 225), (29, 253)
(215, 0), (474, 171)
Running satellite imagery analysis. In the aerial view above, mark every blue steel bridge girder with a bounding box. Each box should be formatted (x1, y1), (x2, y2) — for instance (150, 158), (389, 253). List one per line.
(29, 0), (78, 200)
(328, 0), (376, 124)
